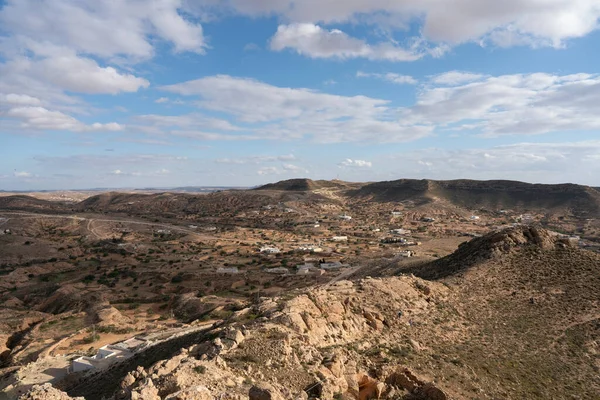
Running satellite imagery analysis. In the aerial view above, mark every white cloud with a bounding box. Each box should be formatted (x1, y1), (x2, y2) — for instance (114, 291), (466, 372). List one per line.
(0, 0), (204, 135)
(0, 0), (206, 59)
(3, 106), (123, 132)
(339, 159), (372, 168)
(282, 163), (308, 173)
(135, 113), (241, 132)
(244, 43), (261, 52)
(146, 72), (600, 144)
(357, 71), (417, 85)
(27, 53), (150, 95)
(406, 72), (600, 137)
(161, 75), (430, 143)
(215, 155), (296, 164)
(221, 0), (600, 49)
(270, 23), (424, 61)
(13, 171), (32, 178)
(155, 97), (170, 104)
(257, 166), (281, 176)
(429, 71), (485, 85)
(387, 140), (600, 185)
(0, 93), (42, 106)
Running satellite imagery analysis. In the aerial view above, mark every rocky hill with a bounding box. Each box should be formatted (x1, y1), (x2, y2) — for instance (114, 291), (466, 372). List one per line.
(347, 179), (600, 216)
(405, 225), (574, 279)
(3, 178), (600, 219)
(254, 178), (355, 192)
(15, 226), (597, 400)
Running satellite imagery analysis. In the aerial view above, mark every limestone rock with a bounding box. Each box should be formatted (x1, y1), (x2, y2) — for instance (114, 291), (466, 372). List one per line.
(164, 386), (212, 400)
(131, 378), (160, 400)
(18, 383), (83, 400)
(249, 383), (285, 400)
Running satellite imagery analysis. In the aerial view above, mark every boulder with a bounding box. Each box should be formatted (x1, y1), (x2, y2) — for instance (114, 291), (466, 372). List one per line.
(249, 383), (285, 400)
(19, 383), (83, 400)
(164, 386), (212, 400)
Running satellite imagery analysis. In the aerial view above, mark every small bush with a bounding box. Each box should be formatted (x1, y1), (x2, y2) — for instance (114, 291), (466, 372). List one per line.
(83, 333), (100, 344)
(193, 365), (206, 374)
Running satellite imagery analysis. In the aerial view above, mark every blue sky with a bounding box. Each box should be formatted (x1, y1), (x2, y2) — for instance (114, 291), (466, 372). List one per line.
(1, 0), (600, 190)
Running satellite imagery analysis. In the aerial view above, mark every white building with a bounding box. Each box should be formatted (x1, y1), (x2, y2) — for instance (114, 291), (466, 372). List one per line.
(320, 261), (349, 270)
(391, 211), (403, 216)
(260, 246), (281, 254)
(265, 267), (289, 274)
(390, 228), (411, 235)
(217, 267), (239, 274)
(470, 216), (480, 221)
(397, 250), (414, 258)
(72, 344), (134, 373)
(297, 245), (323, 253)
(339, 214), (352, 221)
(331, 236), (348, 242)
(296, 263), (316, 275)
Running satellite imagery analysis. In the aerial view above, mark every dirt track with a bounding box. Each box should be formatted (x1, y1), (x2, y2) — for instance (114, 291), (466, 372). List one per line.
(0, 212), (251, 243)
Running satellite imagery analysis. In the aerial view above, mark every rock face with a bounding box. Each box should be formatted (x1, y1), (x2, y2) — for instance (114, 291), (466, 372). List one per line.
(18, 383), (82, 400)
(407, 226), (574, 279)
(36, 285), (105, 315)
(92, 305), (133, 326)
(107, 276), (454, 400)
(249, 383), (285, 400)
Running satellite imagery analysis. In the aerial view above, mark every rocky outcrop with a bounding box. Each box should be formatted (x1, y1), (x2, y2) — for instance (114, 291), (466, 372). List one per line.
(406, 226), (575, 279)
(108, 276), (455, 400)
(249, 383), (285, 400)
(36, 285), (106, 315)
(18, 383), (82, 400)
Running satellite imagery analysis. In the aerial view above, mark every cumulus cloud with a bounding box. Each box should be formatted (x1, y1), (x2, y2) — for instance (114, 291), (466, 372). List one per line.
(339, 159), (372, 168)
(256, 163), (308, 175)
(28, 53), (150, 95)
(161, 75), (431, 143)
(0, 93), (42, 106)
(405, 72), (600, 137)
(155, 97), (170, 104)
(257, 166), (281, 176)
(387, 140), (600, 185)
(220, 0), (600, 49)
(144, 71), (600, 144)
(0, 0), (205, 135)
(0, 0), (206, 59)
(215, 155), (296, 164)
(3, 106), (123, 132)
(270, 23), (426, 61)
(357, 71), (417, 85)
(282, 163), (308, 173)
(428, 71), (485, 85)
(13, 171), (32, 178)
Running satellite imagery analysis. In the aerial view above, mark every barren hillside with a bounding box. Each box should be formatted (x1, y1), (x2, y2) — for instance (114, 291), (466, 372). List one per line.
(16, 226), (598, 400)
(347, 179), (600, 216)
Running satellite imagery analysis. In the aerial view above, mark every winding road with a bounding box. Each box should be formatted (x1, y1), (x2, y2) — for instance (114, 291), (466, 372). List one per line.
(0, 211), (248, 243)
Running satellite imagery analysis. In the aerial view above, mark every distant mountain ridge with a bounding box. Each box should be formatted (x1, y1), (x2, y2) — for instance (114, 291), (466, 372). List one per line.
(2, 178), (600, 218)
(254, 178), (355, 191)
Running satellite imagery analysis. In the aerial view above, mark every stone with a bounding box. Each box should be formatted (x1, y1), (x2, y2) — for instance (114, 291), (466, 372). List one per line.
(164, 386), (212, 400)
(249, 383), (285, 400)
(131, 379), (160, 400)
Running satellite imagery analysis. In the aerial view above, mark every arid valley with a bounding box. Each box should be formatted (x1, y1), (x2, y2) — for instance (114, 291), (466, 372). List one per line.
(0, 179), (598, 399)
